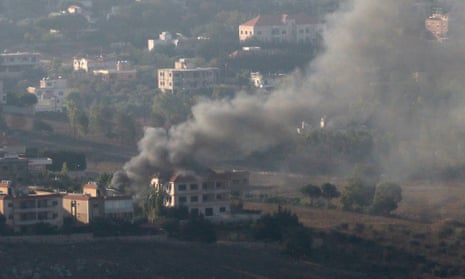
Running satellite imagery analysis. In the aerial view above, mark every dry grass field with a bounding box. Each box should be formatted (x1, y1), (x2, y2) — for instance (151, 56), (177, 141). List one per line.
(242, 172), (465, 277)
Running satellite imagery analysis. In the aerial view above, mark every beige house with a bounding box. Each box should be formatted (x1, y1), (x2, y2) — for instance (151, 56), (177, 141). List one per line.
(239, 14), (322, 43)
(151, 169), (249, 217)
(0, 181), (63, 232)
(63, 182), (133, 224)
(157, 58), (219, 92)
(425, 12), (448, 42)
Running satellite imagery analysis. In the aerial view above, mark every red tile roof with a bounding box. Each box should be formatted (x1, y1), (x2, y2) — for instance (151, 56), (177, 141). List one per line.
(241, 14), (319, 27)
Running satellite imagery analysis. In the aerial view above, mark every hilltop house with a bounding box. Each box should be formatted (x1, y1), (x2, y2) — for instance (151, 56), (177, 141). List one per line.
(157, 58), (219, 92)
(151, 169), (249, 217)
(27, 77), (67, 112)
(0, 52), (40, 78)
(239, 14), (322, 44)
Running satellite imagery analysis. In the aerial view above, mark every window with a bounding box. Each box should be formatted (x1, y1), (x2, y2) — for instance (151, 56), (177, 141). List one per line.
(8, 215), (13, 220)
(282, 30), (286, 34)
(215, 182), (222, 188)
(191, 208), (199, 215)
(219, 207), (226, 213)
(52, 201), (58, 206)
(202, 182), (208, 189)
(38, 200), (48, 208)
(190, 184), (198, 190)
(7, 203), (13, 208)
(178, 184), (186, 191)
(257, 31), (262, 35)
(179, 196), (187, 203)
(205, 208), (213, 216)
(202, 194), (209, 201)
(216, 194), (223, 200)
(190, 196), (198, 202)
(38, 212), (48, 220)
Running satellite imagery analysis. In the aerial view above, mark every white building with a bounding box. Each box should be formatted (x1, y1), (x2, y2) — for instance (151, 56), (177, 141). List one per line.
(157, 58), (219, 92)
(239, 14), (322, 44)
(151, 169), (249, 217)
(28, 77), (67, 112)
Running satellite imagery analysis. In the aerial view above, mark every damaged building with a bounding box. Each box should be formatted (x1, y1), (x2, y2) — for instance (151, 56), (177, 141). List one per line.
(151, 169), (249, 217)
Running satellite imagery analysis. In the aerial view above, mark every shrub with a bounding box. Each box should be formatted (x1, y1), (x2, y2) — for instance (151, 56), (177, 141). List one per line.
(177, 215), (217, 243)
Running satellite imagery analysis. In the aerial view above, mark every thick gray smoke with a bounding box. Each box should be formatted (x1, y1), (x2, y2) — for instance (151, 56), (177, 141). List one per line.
(113, 0), (465, 191)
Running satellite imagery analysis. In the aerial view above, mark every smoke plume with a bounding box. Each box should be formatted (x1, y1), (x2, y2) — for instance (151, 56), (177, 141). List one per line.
(112, 0), (465, 191)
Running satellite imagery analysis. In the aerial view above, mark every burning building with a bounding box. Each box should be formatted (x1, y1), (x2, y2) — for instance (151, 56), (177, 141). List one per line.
(150, 169), (249, 217)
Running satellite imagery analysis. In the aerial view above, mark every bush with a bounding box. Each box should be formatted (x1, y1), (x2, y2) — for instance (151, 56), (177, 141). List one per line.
(177, 215), (217, 243)
(254, 207), (301, 242)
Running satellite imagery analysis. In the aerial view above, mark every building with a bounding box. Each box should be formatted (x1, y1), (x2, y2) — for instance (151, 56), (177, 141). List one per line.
(239, 14), (322, 44)
(425, 12), (448, 42)
(63, 182), (133, 224)
(0, 181), (63, 232)
(151, 169), (249, 217)
(157, 58), (219, 92)
(73, 56), (116, 72)
(250, 72), (284, 89)
(0, 52), (41, 78)
(92, 61), (137, 81)
(28, 77), (67, 112)
(0, 52), (40, 70)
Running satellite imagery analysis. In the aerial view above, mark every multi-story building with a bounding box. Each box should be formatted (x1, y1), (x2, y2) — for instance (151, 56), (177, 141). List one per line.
(0, 181), (63, 232)
(0, 52), (40, 70)
(239, 14), (322, 44)
(157, 58), (219, 92)
(92, 60), (137, 81)
(425, 12), (448, 42)
(28, 77), (67, 112)
(151, 169), (249, 217)
(73, 56), (116, 72)
(63, 182), (133, 224)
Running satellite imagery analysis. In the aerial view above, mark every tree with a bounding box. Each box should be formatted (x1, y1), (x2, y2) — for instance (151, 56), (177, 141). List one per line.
(66, 99), (78, 137)
(96, 172), (113, 188)
(320, 182), (340, 208)
(143, 187), (166, 223)
(370, 182), (402, 216)
(300, 184), (321, 206)
(76, 111), (89, 135)
(341, 178), (376, 212)
(114, 111), (137, 144)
